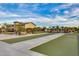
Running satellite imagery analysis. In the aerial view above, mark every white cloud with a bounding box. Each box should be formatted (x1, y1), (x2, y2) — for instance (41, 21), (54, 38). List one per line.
(0, 3), (79, 27)
(12, 16), (53, 24)
(0, 11), (19, 17)
(62, 5), (79, 18)
(64, 10), (69, 14)
(71, 8), (79, 16)
(51, 3), (73, 12)
(62, 20), (79, 27)
(53, 16), (68, 22)
(58, 4), (73, 9)
(18, 15), (73, 27)
(45, 15), (79, 27)
(1, 10), (78, 27)
(18, 3), (39, 11)
(0, 12), (79, 27)
(0, 11), (7, 15)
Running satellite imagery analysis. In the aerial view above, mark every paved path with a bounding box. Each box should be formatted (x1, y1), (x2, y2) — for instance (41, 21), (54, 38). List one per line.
(0, 41), (45, 56)
(0, 33), (46, 40)
(0, 33), (65, 56)
(0, 41), (27, 56)
(11, 33), (64, 56)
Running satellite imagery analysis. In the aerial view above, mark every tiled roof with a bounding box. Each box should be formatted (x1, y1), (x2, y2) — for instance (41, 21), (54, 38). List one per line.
(14, 21), (36, 26)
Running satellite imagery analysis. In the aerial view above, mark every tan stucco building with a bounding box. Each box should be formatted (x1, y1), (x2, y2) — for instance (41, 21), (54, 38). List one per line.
(24, 22), (36, 29)
(14, 21), (36, 29)
(13, 21), (37, 34)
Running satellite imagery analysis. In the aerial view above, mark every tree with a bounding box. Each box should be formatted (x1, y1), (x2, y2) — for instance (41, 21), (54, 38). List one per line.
(0, 28), (1, 33)
(55, 26), (60, 33)
(52, 26), (55, 29)
(77, 27), (79, 33)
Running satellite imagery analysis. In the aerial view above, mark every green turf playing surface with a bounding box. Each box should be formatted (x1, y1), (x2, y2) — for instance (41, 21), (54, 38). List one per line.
(31, 33), (78, 56)
(1, 33), (52, 44)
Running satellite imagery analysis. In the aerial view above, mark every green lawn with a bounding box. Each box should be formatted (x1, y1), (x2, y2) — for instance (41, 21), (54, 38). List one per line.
(31, 33), (78, 56)
(2, 32), (15, 34)
(1, 33), (53, 44)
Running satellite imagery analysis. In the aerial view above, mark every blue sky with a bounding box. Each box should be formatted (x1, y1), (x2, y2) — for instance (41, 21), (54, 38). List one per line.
(0, 3), (79, 27)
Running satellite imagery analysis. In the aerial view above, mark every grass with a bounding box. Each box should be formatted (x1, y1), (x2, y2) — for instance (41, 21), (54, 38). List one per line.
(1, 33), (53, 44)
(31, 33), (78, 56)
(2, 32), (15, 34)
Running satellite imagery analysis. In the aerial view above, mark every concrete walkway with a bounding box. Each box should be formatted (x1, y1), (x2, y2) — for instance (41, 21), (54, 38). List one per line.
(0, 41), (27, 56)
(0, 41), (45, 56)
(0, 33), (64, 56)
(11, 33), (65, 56)
(0, 33), (47, 40)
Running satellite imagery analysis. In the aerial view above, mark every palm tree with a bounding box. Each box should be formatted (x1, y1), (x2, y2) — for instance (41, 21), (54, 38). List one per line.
(52, 26), (55, 29)
(55, 26), (60, 33)
(77, 27), (79, 33)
